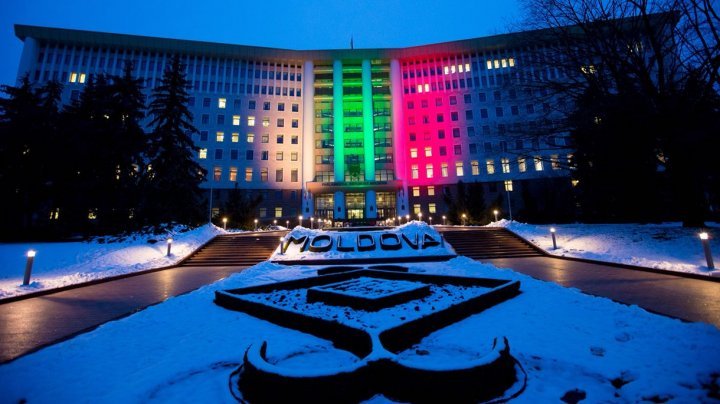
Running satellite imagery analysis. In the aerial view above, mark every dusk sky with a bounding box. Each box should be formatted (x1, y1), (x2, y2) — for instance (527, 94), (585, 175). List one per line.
(0, 0), (522, 87)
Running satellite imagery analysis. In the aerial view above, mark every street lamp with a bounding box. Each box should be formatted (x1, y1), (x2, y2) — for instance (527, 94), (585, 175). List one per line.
(700, 232), (715, 270)
(310, 217), (314, 229)
(493, 209), (499, 222)
(429, 216), (433, 225)
(278, 237), (285, 255)
(405, 214), (410, 223)
(166, 238), (173, 256)
(273, 219), (277, 227)
(286, 220), (290, 229)
(442, 215), (447, 226)
(222, 217), (227, 230)
(22, 250), (36, 286)
(418, 212), (423, 222)
(462, 213), (467, 226)
(254, 219), (258, 231)
(298, 215), (304, 227)
(550, 228), (557, 250)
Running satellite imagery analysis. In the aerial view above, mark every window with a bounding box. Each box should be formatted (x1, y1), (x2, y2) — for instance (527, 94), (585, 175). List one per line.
(229, 167), (238, 182)
(470, 143), (478, 154)
(501, 158), (510, 173)
(534, 156), (544, 171)
(259, 208), (267, 218)
(292, 103), (299, 112)
(465, 110), (473, 120)
(262, 117), (270, 127)
(263, 101), (271, 110)
(427, 186), (435, 196)
(231, 132), (239, 143)
(203, 98), (211, 108)
(428, 203), (437, 214)
(292, 119), (299, 128)
(518, 158), (527, 172)
(467, 127), (475, 137)
(276, 152), (283, 161)
(201, 114), (209, 124)
(78, 73), (86, 83)
(453, 128), (460, 138)
(276, 169), (283, 182)
(278, 103), (285, 111)
(438, 130), (445, 139)
(464, 94), (472, 104)
(480, 109), (488, 119)
(291, 169), (298, 182)
(413, 204), (421, 215)
(407, 101), (414, 109)
(260, 168), (268, 182)
(504, 180), (513, 192)
(246, 150), (254, 160)
(411, 164), (419, 179)
(436, 113), (444, 123)
(231, 150), (238, 160)
(277, 134), (284, 144)
(551, 154), (561, 170)
(424, 147), (432, 157)
(218, 98), (226, 109)
(291, 135), (299, 144)
(69, 72), (78, 82)
(248, 100), (256, 109)
(216, 132), (224, 142)
(261, 134), (269, 143)
(245, 168), (253, 181)
(449, 96), (457, 105)
(451, 111), (459, 121)
(217, 115), (225, 125)
(214, 149), (223, 159)
(199, 148), (207, 159)
(495, 107), (504, 118)
(247, 133), (255, 143)
(456, 162), (464, 176)
(441, 163), (449, 177)
(471, 160), (480, 175)
(410, 148), (418, 158)
(439, 146), (447, 156)
(454, 144), (462, 155)
(213, 167), (222, 181)
(277, 118), (285, 127)
(233, 115), (240, 126)
(412, 187), (420, 197)
(274, 207), (283, 217)
(426, 164), (434, 178)
(486, 159), (495, 174)
(248, 116), (255, 126)
(291, 152), (298, 161)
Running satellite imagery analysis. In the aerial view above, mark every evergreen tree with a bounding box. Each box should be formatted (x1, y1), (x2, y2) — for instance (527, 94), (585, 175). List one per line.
(144, 55), (205, 225)
(466, 181), (487, 223)
(222, 183), (263, 229)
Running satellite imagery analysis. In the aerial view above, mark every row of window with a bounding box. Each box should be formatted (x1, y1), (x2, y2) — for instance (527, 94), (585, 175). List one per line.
(212, 167), (299, 183)
(407, 88), (546, 109)
(198, 114), (299, 128)
(407, 104), (545, 126)
(409, 155), (567, 180)
(198, 132), (299, 145)
(198, 97), (300, 112)
(201, 148), (299, 161)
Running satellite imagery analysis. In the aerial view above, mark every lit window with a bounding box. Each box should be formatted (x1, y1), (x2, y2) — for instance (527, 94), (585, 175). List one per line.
(274, 207), (283, 217)
(501, 158), (510, 173)
(259, 208), (267, 217)
(455, 162), (464, 176)
(427, 186), (435, 196)
(276, 152), (283, 161)
(424, 147), (432, 157)
(411, 164), (419, 179)
(261, 134), (269, 143)
(247, 133), (254, 143)
(412, 186), (420, 197)
(429, 203), (437, 214)
(501, 59), (507, 68)
(79, 73), (86, 83)
(451, 65), (456, 74)
(248, 116), (255, 126)
(276, 169), (283, 182)
(199, 148), (207, 159)
(424, 83), (429, 92)
(508, 58), (515, 67)
(441, 163), (448, 177)
(581, 65), (597, 74)
(504, 180), (513, 192)
(214, 167), (222, 181)
(291, 152), (298, 161)
(229, 167), (238, 182)
(534, 156), (544, 171)
(69, 72), (77, 83)
(551, 154), (561, 170)
(410, 148), (418, 158)
(262, 118), (270, 127)
(245, 168), (253, 182)
(465, 63), (471, 71)
(444, 66), (450, 74)
(417, 84), (423, 93)
(232, 115), (240, 126)
(426, 164), (433, 178)
(413, 204), (421, 215)
(261, 168), (268, 182)
(518, 157), (527, 172)
(486, 60), (493, 69)
(218, 98), (226, 109)
(458, 64), (464, 73)
(216, 132), (224, 142)
(494, 60), (500, 69)
(471, 160), (479, 175)
(486, 159), (495, 174)
(88, 210), (97, 220)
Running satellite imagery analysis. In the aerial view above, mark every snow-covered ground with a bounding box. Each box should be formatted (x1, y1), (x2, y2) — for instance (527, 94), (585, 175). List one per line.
(1, 254), (718, 402)
(489, 220), (720, 276)
(0, 224), (227, 299)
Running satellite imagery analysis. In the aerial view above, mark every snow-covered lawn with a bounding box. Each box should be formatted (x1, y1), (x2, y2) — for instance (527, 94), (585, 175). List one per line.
(1, 255), (718, 402)
(490, 220), (720, 276)
(0, 224), (227, 299)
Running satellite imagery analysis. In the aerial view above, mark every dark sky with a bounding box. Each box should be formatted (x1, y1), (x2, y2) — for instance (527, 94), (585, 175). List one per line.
(1, 0), (522, 87)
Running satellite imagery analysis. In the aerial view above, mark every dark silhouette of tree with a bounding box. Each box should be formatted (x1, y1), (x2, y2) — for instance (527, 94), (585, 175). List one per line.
(444, 181), (488, 224)
(222, 183), (263, 229)
(144, 55), (206, 226)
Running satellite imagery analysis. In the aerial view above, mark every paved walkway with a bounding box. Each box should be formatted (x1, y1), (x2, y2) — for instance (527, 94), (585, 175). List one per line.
(486, 257), (720, 327)
(0, 264), (248, 363)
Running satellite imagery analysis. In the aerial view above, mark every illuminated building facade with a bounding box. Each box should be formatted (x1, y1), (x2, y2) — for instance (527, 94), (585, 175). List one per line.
(14, 25), (573, 223)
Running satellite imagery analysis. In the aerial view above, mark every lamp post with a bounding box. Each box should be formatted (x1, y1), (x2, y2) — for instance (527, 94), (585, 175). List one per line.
(286, 220), (290, 229)
(462, 213), (467, 226)
(222, 217), (227, 230)
(405, 214), (410, 223)
(22, 250), (36, 286)
(442, 215), (447, 226)
(429, 216), (433, 225)
(550, 228), (557, 250)
(493, 209), (499, 222)
(166, 238), (173, 256)
(254, 219), (258, 231)
(418, 212), (423, 222)
(278, 237), (285, 255)
(298, 215), (304, 227)
(273, 219), (277, 227)
(310, 217), (314, 229)
(700, 232), (715, 270)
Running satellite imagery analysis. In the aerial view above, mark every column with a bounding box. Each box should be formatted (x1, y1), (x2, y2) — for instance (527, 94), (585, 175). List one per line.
(361, 59), (375, 182)
(301, 60), (315, 215)
(366, 190), (377, 219)
(390, 59), (408, 215)
(332, 60), (344, 182)
(334, 191), (346, 220)
(17, 37), (39, 83)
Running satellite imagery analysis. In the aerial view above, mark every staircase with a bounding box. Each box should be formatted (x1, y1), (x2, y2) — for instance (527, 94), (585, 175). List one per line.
(179, 232), (285, 267)
(440, 228), (544, 259)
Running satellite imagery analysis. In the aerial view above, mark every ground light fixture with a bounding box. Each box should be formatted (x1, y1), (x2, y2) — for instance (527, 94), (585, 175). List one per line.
(222, 217), (228, 230)
(286, 220), (290, 228)
(442, 215), (447, 225)
(278, 237), (284, 255)
(310, 217), (314, 229)
(418, 212), (423, 222)
(166, 238), (173, 257)
(493, 209), (499, 222)
(699, 232), (715, 270)
(462, 213), (467, 226)
(273, 219), (277, 226)
(405, 214), (410, 223)
(254, 219), (258, 231)
(22, 250), (36, 286)
(550, 228), (557, 250)
(429, 216), (433, 225)
(299, 215), (304, 227)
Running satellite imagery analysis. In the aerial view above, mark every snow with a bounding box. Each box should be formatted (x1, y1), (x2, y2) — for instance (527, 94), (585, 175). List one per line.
(489, 220), (720, 276)
(1, 256), (719, 402)
(0, 224), (226, 299)
(271, 221), (455, 262)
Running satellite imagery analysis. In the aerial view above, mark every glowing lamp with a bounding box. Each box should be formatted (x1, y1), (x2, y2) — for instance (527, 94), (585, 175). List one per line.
(23, 250), (36, 286)
(27, 250), (36, 258)
(699, 232), (714, 269)
(700, 232), (709, 240)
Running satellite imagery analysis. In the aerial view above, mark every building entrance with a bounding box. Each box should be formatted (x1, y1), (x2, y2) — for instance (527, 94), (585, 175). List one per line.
(346, 193), (365, 220)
